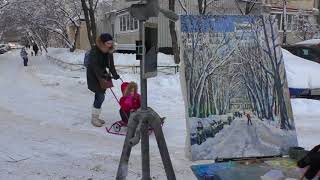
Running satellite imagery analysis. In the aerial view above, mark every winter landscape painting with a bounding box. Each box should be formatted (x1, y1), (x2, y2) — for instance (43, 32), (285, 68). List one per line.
(179, 15), (298, 161)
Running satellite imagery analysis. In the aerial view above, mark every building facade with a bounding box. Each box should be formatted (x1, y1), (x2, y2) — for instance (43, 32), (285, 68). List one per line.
(266, 0), (319, 44)
(93, 0), (319, 52)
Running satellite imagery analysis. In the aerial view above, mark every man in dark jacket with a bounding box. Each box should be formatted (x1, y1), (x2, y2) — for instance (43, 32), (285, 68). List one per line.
(87, 33), (120, 127)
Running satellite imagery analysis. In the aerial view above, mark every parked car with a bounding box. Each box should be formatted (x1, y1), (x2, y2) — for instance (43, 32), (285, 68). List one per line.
(282, 42), (320, 64)
(0, 44), (8, 54)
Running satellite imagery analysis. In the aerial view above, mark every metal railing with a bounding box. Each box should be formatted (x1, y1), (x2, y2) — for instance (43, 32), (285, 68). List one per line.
(116, 65), (180, 75)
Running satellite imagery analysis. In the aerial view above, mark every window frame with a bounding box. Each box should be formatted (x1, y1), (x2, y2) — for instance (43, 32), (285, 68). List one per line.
(119, 13), (139, 33)
(271, 12), (297, 32)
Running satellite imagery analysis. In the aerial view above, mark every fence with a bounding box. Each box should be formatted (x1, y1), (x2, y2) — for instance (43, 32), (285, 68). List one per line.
(46, 55), (180, 75)
(116, 65), (180, 75)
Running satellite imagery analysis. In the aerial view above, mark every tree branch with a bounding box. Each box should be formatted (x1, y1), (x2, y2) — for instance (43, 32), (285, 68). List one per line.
(177, 0), (188, 14)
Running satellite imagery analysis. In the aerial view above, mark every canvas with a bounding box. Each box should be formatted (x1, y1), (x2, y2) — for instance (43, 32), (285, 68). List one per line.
(179, 15), (298, 161)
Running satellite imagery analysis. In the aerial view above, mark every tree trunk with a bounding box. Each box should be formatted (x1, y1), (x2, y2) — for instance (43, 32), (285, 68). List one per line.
(169, 0), (180, 64)
(275, 75), (290, 130)
(34, 30), (48, 53)
(70, 26), (80, 52)
(88, 0), (97, 42)
(81, 0), (94, 48)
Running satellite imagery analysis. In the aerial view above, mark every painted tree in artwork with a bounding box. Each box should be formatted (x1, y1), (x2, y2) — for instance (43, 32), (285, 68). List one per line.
(259, 15), (294, 130)
(234, 16), (294, 130)
(182, 15), (294, 130)
(182, 16), (241, 118)
(236, 45), (275, 121)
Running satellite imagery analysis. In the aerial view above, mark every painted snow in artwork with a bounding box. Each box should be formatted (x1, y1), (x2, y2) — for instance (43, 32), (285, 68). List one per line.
(179, 15), (298, 161)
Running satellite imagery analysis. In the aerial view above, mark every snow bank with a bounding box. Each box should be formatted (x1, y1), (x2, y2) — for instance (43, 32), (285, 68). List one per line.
(47, 48), (176, 66)
(114, 52), (175, 66)
(291, 98), (320, 150)
(295, 39), (320, 45)
(282, 49), (320, 89)
(47, 48), (85, 65)
(291, 98), (320, 117)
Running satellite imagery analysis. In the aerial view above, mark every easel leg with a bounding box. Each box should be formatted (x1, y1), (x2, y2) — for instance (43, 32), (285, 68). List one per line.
(149, 114), (176, 180)
(116, 113), (139, 180)
(141, 118), (151, 180)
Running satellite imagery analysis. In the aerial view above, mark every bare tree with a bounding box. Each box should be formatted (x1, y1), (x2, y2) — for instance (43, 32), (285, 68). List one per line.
(0, 0), (9, 10)
(259, 16), (293, 130)
(182, 17), (241, 117)
(234, 0), (260, 15)
(1, 0), (84, 51)
(295, 12), (319, 41)
(80, 0), (98, 48)
(169, 0), (180, 64)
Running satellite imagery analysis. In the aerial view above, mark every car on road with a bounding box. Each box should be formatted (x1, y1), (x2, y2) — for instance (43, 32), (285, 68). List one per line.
(0, 44), (9, 54)
(282, 40), (320, 64)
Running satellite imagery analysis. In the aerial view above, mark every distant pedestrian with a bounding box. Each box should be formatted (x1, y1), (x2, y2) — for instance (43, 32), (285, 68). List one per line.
(32, 43), (39, 56)
(246, 112), (253, 126)
(20, 47), (28, 66)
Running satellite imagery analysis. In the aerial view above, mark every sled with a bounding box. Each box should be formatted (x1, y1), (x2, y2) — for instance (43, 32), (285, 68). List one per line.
(106, 80), (165, 136)
(106, 118), (165, 136)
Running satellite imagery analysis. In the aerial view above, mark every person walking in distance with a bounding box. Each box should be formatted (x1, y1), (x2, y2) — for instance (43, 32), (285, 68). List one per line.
(246, 112), (253, 126)
(20, 47), (29, 66)
(32, 43), (39, 56)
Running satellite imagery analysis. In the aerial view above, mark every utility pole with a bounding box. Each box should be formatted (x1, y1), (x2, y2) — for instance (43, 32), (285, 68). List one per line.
(116, 0), (178, 179)
(282, 0), (287, 45)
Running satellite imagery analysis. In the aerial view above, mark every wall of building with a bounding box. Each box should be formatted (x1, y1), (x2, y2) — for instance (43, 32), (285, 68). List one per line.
(269, 0), (316, 10)
(79, 21), (91, 50)
(269, 0), (319, 44)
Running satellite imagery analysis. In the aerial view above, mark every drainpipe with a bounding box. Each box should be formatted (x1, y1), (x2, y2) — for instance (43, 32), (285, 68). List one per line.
(282, 0), (287, 45)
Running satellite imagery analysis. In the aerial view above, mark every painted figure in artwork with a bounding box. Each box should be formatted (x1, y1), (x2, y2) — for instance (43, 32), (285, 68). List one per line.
(196, 121), (206, 145)
(246, 112), (253, 126)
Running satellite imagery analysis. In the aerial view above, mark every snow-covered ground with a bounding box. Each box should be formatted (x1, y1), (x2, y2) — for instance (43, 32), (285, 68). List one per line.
(291, 98), (320, 150)
(0, 50), (189, 179)
(0, 49), (319, 179)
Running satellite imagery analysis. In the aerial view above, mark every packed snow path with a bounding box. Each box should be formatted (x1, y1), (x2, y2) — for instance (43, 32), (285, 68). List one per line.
(0, 51), (193, 179)
(191, 116), (297, 160)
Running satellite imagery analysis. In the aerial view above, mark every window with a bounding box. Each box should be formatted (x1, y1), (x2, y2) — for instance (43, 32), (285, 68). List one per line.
(272, 13), (296, 32)
(275, 14), (282, 31)
(120, 15), (127, 32)
(286, 14), (294, 31)
(119, 14), (138, 32)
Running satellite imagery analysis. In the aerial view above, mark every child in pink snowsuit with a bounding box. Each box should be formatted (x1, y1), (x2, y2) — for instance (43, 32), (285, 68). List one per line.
(119, 82), (141, 124)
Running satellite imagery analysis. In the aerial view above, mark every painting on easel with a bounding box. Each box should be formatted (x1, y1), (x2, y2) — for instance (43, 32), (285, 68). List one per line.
(179, 15), (298, 161)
